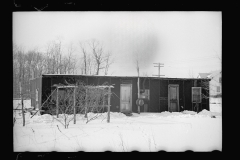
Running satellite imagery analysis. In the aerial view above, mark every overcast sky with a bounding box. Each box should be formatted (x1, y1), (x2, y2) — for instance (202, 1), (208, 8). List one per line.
(13, 11), (222, 78)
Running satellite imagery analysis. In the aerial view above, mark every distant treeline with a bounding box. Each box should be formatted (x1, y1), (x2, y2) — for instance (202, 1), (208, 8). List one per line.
(13, 39), (113, 98)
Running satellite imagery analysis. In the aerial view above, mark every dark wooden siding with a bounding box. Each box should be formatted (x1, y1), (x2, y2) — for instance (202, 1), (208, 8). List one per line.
(199, 79), (209, 111)
(159, 80), (168, 112)
(182, 80), (192, 111)
(86, 76), (98, 85)
(140, 77), (150, 90)
(139, 78), (150, 112)
(40, 75), (210, 113)
(41, 77), (51, 108)
(110, 77), (120, 112)
(149, 79), (160, 112)
(98, 77), (111, 86)
(131, 78), (138, 113)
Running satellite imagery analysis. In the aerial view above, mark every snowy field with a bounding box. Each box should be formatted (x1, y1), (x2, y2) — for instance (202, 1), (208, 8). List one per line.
(14, 110), (222, 152)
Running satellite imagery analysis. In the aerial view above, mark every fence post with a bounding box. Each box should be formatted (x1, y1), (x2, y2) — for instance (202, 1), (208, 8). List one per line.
(107, 87), (111, 123)
(73, 87), (76, 124)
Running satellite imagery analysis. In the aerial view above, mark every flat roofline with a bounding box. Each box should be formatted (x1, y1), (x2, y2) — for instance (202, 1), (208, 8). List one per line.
(53, 84), (114, 88)
(40, 74), (210, 80)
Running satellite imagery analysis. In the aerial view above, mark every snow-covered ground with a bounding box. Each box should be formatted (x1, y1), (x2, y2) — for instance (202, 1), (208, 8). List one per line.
(14, 110), (222, 152)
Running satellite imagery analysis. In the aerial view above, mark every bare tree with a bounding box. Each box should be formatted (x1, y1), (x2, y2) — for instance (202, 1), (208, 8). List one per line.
(79, 39), (113, 76)
(45, 42), (55, 74)
(13, 44), (22, 98)
(79, 42), (88, 75)
(42, 81), (112, 129)
(79, 42), (95, 75)
(87, 54), (94, 75)
(201, 80), (210, 99)
(13, 40), (78, 99)
(13, 44), (34, 98)
(89, 39), (106, 75)
(44, 40), (62, 74)
(104, 52), (114, 75)
(188, 69), (195, 78)
(27, 50), (46, 78)
(60, 42), (75, 74)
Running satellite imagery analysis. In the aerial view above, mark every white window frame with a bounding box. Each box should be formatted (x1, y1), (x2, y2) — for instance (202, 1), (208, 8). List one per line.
(192, 87), (202, 103)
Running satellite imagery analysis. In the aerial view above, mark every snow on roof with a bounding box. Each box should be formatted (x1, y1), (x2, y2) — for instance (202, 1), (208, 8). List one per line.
(53, 84), (78, 88)
(53, 84), (114, 89)
(198, 73), (211, 78)
(207, 70), (221, 79)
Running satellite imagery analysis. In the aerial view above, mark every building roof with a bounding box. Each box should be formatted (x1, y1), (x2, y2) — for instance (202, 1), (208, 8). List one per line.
(207, 70), (221, 79)
(53, 84), (114, 88)
(41, 74), (210, 81)
(198, 73), (211, 78)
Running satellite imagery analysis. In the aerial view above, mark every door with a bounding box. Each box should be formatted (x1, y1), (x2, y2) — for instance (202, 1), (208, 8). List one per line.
(120, 84), (132, 113)
(168, 85), (179, 112)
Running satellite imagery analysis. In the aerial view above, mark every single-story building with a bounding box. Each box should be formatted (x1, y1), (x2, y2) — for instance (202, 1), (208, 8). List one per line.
(30, 74), (210, 114)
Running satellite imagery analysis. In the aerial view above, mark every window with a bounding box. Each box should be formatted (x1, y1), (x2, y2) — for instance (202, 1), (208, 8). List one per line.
(217, 86), (220, 92)
(192, 87), (201, 103)
(219, 77), (222, 83)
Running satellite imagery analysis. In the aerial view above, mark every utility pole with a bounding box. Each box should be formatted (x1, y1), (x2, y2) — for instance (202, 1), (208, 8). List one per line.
(153, 63), (164, 112)
(153, 63), (164, 77)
